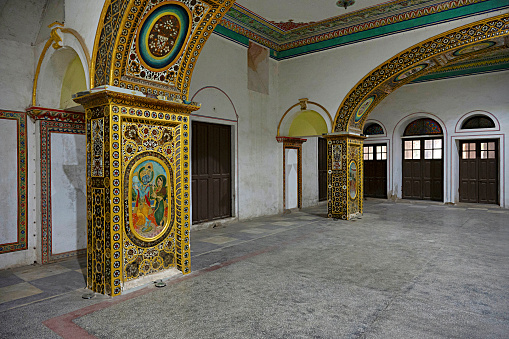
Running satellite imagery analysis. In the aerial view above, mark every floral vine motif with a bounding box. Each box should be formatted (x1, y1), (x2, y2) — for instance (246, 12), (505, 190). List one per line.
(148, 15), (180, 57)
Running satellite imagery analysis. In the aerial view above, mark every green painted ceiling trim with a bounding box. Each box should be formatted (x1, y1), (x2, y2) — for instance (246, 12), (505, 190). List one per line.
(213, 24), (279, 58)
(411, 62), (509, 82)
(214, 0), (508, 60)
(214, 24), (250, 46)
(274, 0), (509, 59)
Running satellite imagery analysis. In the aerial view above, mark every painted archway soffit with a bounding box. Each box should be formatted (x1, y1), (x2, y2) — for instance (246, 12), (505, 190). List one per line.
(217, 0), (509, 58)
(332, 14), (509, 133)
(410, 45), (509, 83)
(32, 22), (91, 107)
(277, 98), (333, 137)
(91, 0), (235, 101)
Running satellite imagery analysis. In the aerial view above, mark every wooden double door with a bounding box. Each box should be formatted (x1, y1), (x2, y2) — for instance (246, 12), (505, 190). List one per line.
(402, 138), (443, 201)
(191, 121), (232, 223)
(459, 140), (498, 204)
(363, 144), (387, 198)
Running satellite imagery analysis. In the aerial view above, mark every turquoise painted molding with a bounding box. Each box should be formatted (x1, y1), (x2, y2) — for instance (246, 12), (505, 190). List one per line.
(214, 0), (509, 60)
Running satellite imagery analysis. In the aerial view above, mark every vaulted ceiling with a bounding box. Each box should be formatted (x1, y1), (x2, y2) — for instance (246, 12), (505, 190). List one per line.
(219, 0), (509, 81)
(235, 0), (392, 23)
(0, 0), (507, 83)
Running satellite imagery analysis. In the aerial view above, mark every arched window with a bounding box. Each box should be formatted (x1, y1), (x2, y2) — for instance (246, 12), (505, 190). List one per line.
(461, 115), (495, 129)
(363, 123), (384, 136)
(404, 118), (442, 136)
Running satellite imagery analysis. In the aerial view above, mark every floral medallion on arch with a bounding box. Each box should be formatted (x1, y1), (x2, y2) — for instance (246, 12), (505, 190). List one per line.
(92, 0), (235, 101)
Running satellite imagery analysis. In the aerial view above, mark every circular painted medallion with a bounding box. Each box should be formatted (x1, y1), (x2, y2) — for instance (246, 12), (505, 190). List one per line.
(452, 41), (496, 56)
(354, 96), (375, 123)
(137, 3), (191, 71)
(394, 63), (428, 82)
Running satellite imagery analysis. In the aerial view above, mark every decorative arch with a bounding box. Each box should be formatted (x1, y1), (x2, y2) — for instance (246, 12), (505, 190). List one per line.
(277, 98), (333, 137)
(191, 86), (238, 121)
(404, 118), (443, 136)
(363, 120), (386, 137)
(90, 0), (235, 101)
(32, 23), (91, 107)
(333, 14), (509, 133)
(393, 112), (448, 140)
(456, 110), (500, 132)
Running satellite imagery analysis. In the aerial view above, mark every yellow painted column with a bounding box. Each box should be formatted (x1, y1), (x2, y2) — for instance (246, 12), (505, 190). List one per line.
(324, 133), (366, 220)
(74, 90), (198, 296)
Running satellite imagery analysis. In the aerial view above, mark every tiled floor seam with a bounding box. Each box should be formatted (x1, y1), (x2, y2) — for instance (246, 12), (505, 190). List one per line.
(192, 219), (324, 259)
(43, 224), (329, 338)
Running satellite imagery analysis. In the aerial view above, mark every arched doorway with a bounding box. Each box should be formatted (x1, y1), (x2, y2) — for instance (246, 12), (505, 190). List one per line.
(457, 113), (499, 204)
(277, 98), (332, 209)
(363, 122), (387, 199)
(402, 118), (444, 201)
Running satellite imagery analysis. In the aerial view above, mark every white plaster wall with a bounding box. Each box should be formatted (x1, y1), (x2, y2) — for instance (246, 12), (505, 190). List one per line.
(367, 71), (509, 207)
(50, 133), (87, 254)
(277, 10), (509, 124)
(64, 0), (104, 57)
(0, 39), (34, 111)
(190, 35), (283, 220)
(302, 137), (319, 208)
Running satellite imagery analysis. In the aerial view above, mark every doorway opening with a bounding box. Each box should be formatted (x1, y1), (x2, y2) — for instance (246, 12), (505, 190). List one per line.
(402, 118), (443, 201)
(363, 144), (387, 198)
(459, 139), (498, 204)
(191, 121), (232, 223)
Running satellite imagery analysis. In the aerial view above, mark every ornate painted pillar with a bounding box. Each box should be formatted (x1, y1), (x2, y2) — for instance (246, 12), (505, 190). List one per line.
(74, 90), (199, 296)
(79, 0), (235, 297)
(324, 133), (366, 220)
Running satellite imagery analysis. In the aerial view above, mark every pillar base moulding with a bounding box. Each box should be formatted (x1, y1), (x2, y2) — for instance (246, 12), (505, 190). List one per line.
(73, 90), (199, 297)
(324, 133), (366, 220)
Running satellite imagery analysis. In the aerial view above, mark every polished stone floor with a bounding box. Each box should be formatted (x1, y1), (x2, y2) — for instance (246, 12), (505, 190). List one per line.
(1, 199), (509, 338)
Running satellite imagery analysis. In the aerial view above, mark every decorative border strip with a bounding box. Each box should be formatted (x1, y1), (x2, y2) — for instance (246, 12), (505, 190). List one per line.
(0, 111), (28, 254)
(40, 119), (85, 263)
(215, 0), (508, 60)
(27, 107), (86, 124)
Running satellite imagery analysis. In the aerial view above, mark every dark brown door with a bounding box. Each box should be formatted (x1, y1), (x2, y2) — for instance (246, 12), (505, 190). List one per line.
(459, 140), (498, 204)
(402, 138), (443, 201)
(192, 121), (232, 223)
(318, 138), (327, 201)
(363, 144), (387, 198)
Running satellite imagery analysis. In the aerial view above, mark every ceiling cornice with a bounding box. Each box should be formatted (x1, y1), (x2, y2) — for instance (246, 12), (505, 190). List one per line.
(214, 0), (509, 60)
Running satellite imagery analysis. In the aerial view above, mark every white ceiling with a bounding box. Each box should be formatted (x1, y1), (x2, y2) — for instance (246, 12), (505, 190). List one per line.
(235, 0), (396, 23)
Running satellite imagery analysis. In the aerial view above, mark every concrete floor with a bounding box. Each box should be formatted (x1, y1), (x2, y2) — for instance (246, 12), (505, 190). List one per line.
(1, 199), (509, 338)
